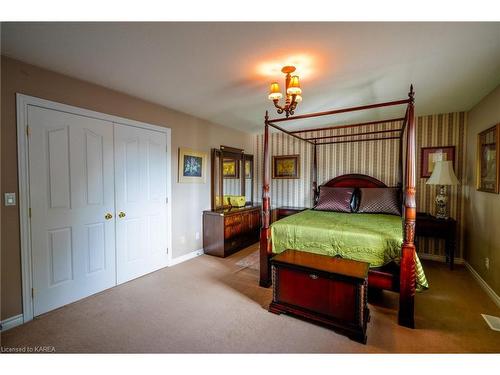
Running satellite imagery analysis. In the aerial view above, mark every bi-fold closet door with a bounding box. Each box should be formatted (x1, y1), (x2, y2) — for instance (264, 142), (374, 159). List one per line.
(28, 105), (168, 317)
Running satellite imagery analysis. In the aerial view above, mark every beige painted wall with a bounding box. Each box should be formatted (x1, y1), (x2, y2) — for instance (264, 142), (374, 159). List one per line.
(465, 84), (500, 296)
(1, 56), (254, 320)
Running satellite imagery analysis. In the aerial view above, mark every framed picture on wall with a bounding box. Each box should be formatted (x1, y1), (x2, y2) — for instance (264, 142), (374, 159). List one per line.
(223, 158), (239, 179)
(477, 124), (500, 193)
(245, 160), (252, 179)
(420, 146), (455, 178)
(178, 148), (207, 183)
(272, 155), (300, 179)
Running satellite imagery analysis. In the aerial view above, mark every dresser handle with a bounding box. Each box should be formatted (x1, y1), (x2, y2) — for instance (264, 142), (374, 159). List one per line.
(309, 274), (319, 280)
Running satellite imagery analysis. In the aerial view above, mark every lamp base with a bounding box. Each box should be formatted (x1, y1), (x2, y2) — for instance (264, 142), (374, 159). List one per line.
(435, 185), (449, 220)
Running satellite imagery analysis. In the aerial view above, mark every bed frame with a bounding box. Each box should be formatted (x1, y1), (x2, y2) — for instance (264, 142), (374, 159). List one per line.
(259, 86), (417, 328)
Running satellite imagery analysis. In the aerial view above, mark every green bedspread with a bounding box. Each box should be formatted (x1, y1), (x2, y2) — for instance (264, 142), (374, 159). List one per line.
(271, 210), (428, 290)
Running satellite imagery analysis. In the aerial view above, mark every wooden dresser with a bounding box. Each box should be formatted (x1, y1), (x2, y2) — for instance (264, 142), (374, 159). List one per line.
(203, 205), (261, 257)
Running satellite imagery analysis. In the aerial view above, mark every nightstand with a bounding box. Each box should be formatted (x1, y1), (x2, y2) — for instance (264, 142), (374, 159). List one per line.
(271, 206), (308, 222)
(416, 212), (457, 270)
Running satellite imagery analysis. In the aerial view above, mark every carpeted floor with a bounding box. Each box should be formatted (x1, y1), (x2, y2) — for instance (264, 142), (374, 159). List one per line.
(1, 243), (499, 353)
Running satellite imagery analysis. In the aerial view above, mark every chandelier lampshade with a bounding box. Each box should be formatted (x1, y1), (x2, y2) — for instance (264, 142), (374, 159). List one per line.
(268, 82), (283, 100)
(286, 76), (302, 95)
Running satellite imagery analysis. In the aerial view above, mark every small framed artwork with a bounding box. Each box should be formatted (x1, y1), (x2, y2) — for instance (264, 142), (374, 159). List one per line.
(178, 148), (207, 183)
(223, 158), (239, 179)
(420, 146), (455, 178)
(477, 124), (500, 193)
(245, 160), (252, 179)
(272, 155), (300, 179)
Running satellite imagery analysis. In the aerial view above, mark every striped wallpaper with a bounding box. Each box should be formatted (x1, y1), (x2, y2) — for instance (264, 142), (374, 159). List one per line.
(222, 178), (253, 201)
(255, 112), (467, 258)
(223, 178), (241, 195)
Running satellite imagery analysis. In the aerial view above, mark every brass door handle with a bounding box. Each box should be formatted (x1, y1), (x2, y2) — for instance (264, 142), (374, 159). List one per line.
(118, 211), (126, 218)
(105, 213), (113, 220)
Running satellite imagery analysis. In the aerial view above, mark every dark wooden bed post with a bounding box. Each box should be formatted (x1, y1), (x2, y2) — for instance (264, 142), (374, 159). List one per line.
(398, 107), (409, 187)
(260, 111), (272, 287)
(399, 85), (417, 328)
(312, 141), (318, 204)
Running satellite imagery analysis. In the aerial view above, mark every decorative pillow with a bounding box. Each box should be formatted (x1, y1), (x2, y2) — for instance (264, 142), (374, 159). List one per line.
(228, 195), (246, 208)
(219, 195), (231, 206)
(358, 187), (401, 215)
(351, 188), (360, 212)
(314, 187), (355, 213)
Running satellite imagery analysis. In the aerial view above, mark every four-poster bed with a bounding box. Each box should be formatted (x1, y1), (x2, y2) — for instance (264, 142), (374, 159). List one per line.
(260, 85), (419, 328)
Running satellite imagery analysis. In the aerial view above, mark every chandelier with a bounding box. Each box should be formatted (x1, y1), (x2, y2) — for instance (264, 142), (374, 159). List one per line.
(268, 66), (302, 118)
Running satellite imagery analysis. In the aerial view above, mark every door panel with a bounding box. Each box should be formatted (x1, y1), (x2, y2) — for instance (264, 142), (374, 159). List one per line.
(125, 218), (144, 262)
(114, 124), (168, 284)
(148, 214), (163, 254)
(48, 227), (73, 286)
(86, 223), (106, 274)
(47, 127), (71, 208)
(84, 130), (105, 205)
(125, 138), (141, 203)
(148, 139), (163, 201)
(29, 106), (116, 316)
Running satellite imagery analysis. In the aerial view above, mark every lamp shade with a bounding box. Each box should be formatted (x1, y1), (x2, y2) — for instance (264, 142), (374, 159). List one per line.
(426, 160), (459, 186)
(286, 75), (302, 95)
(268, 82), (282, 100)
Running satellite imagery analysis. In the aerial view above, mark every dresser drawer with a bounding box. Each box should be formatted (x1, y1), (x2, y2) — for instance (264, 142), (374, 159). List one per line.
(224, 214), (242, 227)
(225, 237), (243, 253)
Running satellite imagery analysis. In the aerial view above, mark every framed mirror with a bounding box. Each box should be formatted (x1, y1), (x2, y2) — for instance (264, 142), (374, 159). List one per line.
(244, 154), (254, 204)
(211, 146), (254, 210)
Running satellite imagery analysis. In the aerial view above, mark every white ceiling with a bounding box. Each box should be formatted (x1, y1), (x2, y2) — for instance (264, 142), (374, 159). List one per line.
(2, 22), (500, 133)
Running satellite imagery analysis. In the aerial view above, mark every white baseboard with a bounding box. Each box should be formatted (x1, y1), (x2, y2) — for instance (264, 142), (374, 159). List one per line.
(418, 253), (464, 264)
(169, 248), (204, 267)
(464, 262), (500, 309)
(0, 314), (24, 332)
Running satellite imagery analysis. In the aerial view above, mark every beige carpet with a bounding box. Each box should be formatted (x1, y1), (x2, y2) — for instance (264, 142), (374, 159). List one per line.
(1, 243), (499, 353)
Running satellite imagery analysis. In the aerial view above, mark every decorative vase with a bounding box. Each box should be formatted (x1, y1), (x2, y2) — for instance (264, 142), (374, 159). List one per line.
(435, 185), (448, 219)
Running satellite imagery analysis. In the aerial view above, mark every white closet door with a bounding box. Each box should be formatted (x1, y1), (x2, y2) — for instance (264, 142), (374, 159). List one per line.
(29, 106), (116, 316)
(114, 124), (168, 284)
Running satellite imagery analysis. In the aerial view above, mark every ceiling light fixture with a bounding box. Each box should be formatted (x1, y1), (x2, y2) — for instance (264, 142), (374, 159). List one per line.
(268, 66), (302, 118)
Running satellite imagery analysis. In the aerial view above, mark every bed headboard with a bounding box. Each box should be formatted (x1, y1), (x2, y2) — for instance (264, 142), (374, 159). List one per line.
(321, 173), (387, 188)
(314, 174), (390, 207)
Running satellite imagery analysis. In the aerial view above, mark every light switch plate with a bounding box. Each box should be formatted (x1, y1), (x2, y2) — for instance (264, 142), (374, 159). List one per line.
(4, 192), (16, 206)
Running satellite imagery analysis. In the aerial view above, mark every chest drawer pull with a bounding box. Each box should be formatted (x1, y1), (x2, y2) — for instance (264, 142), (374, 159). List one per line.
(309, 274), (319, 280)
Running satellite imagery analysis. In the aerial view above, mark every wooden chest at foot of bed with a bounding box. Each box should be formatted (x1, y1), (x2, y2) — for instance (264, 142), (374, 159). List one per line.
(269, 250), (370, 344)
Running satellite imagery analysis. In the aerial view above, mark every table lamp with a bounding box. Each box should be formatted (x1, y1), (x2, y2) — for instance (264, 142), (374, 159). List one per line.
(426, 160), (459, 219)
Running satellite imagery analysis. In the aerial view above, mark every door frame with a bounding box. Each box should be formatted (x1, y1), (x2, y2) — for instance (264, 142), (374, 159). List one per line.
(16, 93), (172, 323)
